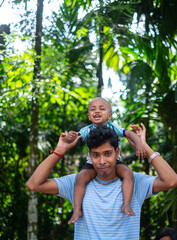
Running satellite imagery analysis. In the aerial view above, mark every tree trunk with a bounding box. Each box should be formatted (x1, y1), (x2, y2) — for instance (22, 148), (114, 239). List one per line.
(0, 24), (10, 50)
(27, 1), (43, 240)
(97, 0), (104, 96)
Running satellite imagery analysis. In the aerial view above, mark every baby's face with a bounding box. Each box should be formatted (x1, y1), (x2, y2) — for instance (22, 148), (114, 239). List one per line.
(88, 98), (112, 126)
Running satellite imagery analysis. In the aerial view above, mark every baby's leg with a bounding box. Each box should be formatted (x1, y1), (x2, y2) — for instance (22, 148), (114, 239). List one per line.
(116, 163), (135, 216)
(68, 168), (96, 224)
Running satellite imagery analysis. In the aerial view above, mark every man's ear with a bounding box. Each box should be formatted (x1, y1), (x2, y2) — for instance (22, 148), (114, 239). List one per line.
(115, 147), (120, 158)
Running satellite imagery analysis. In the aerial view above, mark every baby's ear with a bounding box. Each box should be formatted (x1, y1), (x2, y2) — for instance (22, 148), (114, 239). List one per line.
(108, 113), (112, 120)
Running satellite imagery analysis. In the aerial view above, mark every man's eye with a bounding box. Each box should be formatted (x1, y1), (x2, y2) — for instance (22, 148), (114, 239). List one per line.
(93, 153), (99, 157)
(105, 152), (111, 156)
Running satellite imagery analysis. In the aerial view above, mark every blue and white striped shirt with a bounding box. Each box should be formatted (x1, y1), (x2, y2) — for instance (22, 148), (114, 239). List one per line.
(55, 172), (156, 240)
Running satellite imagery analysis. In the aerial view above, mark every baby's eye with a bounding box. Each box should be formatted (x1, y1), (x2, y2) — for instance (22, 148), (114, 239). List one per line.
(100, 108), (105, 110)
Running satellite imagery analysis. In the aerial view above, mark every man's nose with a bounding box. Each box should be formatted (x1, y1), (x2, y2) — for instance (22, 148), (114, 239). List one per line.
(99, 155), (106, 164)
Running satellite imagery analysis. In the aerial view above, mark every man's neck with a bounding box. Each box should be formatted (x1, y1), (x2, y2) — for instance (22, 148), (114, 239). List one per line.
(96, 172), (117, 181)
(95, 176), (119, 185)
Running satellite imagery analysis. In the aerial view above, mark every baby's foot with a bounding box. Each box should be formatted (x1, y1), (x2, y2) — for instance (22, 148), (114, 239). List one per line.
(121, 203), (135, 216)
(68, 210), (83, 224)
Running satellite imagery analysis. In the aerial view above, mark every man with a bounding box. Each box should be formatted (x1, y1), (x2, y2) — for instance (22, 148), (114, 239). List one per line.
(26, 123), (177, 240)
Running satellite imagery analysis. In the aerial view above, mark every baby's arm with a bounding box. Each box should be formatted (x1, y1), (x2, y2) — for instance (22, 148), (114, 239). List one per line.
(124, 129), (146, 159)
(116, 164), (135, 216)
(63, 131), (78, 143)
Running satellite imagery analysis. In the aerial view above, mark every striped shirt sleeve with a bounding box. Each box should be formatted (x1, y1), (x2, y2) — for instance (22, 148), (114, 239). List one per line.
(54, 174), (77, 204)
(133, 172), (157, 206)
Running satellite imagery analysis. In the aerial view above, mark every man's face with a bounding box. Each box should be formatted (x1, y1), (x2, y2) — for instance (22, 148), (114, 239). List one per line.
(88, 98), (112, 126)
(89, 141), (119, 180)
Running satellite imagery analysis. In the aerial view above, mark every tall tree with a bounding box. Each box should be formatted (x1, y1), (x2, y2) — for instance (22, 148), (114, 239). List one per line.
(27, 0), (43, 239)
(96, 0), (104, 96)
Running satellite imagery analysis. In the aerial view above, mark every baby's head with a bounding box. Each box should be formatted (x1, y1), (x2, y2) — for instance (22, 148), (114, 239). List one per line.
(88, 97), (112, 126)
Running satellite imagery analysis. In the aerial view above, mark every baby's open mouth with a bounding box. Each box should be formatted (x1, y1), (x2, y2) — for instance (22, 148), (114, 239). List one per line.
(94, 115), (101, 120)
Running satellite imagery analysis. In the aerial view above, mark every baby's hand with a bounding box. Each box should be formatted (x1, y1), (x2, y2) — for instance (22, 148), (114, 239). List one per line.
(130, 123), (146, 144)
(135, 143), (146, 159)
(130, 123), (147, 159)
(63, 131), (78, 143)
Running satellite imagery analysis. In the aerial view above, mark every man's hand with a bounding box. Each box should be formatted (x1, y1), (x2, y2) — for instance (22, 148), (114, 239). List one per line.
(55, 132), (82, 155)
(63, 131), (78, 143)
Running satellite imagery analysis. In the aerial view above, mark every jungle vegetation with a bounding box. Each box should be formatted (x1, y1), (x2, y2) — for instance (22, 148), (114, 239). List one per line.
(0, 0), (177, 239)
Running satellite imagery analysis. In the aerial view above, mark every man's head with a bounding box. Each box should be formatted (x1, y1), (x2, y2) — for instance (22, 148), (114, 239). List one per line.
(87, 125), (119, 150)
(155, 228), (177, 240)
(88, 97), (112, 126)
(86, 125), (119, 180)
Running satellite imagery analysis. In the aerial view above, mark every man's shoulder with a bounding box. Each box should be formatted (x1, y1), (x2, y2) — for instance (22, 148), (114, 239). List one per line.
(133, 171), (156, 179)
(133, 172), (150, 181)
(54, 174), (77, 202)
(132, 172), (157, 203)
(133, 172), (157, 192)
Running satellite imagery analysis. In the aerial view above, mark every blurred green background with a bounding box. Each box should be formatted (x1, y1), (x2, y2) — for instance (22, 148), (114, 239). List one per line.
(0, 0), (177, 239)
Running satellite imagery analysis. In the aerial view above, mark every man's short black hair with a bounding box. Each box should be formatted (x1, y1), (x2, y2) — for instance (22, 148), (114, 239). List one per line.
(86, 125), (119, 150)
(155, 227), (177, 240)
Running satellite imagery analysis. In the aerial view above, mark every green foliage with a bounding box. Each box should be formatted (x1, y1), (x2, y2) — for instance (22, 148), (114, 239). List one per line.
(0, 1), (97, 236)
(162, 188), (177, 221)
(1, 0), (177, 239)
(141, 192), (170, 240)
(0, 111), (29, 239)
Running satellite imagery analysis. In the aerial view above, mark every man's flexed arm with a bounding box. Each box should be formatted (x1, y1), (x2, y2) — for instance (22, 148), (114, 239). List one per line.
(130, 123), (177, 193)
(26, 133), (82, 194)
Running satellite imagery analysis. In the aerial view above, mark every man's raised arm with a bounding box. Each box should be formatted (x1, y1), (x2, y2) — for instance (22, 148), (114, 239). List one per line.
(130, 123), (177, 193)
(26, 132), (82, 194)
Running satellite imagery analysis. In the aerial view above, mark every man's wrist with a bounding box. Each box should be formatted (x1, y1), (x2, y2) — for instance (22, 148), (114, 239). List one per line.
(148, 152), (160, 164)
(50, 149), (65, 158)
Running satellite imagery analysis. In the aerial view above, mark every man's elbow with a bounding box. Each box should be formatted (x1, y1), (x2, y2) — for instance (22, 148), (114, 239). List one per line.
(170, 176), (177, 189)
(26, 179), (38, 192)
(165, 175), (177, 189)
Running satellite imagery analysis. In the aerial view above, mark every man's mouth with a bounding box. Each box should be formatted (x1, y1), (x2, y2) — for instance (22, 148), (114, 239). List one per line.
(99, 167), (108, 172)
